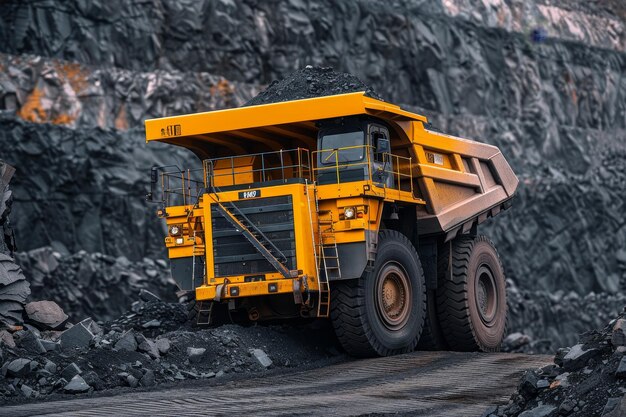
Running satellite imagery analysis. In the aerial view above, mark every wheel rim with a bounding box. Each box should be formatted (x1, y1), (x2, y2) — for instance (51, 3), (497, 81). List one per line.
(375, 262), (412, 331)
(475, 264), (498, 325)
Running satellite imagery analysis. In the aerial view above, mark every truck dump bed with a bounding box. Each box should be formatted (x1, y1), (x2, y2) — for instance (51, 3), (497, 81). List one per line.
(145, 92), (518, 239)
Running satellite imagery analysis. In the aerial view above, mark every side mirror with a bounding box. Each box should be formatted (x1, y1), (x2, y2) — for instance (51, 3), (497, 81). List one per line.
(377, 137), (390, 154)
(147, 166), (159, 202)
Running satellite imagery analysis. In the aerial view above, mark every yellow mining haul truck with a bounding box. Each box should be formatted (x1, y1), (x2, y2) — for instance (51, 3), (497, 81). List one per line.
(145, 92), (518, 357)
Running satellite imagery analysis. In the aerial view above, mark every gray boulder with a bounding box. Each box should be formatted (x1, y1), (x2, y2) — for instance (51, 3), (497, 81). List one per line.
(187, 347), (206, 363)
(140, 369), (156, 387)
(61, 320), (96, 349)
(136, 334), (159, 359)
(64, 375), (90, 393)
(561, 344), (600, 371)
(5, 358), (37, 377)
(24, 300), (68, 330)
(156, 338), (170, 355)
(40, 339), (60, 352)
(61, 363), (81, 381)
(250, 348), (273, 368)
(0, 329), (15, 348)
(115, 330), (137, 352)
(44, 359), (57, 374)
(20, 384), (34, 398)
(17, 330), (46, 354)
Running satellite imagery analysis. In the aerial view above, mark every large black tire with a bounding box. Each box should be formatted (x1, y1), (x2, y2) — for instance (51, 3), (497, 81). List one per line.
(436, 235), (507, 352)
(330, 230), (426, 357)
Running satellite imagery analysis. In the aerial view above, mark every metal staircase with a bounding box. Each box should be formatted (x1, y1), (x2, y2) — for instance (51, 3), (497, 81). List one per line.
(317, 208), (341, 318)
(214, 201), (297, 279)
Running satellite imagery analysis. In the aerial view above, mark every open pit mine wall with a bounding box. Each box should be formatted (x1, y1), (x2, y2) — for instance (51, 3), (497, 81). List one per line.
(0, 0), (625, 342)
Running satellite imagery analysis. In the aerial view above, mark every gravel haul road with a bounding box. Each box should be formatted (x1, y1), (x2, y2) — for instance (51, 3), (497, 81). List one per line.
(1, 351), (552, 417)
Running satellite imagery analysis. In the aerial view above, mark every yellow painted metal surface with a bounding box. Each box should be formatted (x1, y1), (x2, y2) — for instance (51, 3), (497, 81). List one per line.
(195, 182), (319, 301)
(148, 92), (519, 310)
(145, 92), (427, 145)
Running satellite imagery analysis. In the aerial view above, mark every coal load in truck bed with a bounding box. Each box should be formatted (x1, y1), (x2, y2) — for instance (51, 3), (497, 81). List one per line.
(243, 66), (384, 107)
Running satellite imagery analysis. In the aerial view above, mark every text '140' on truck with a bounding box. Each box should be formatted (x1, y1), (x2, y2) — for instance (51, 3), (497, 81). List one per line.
(145, 92), (518, 357)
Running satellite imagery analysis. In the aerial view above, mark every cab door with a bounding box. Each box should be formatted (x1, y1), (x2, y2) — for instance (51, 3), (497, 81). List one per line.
(369, 124), (394, 188)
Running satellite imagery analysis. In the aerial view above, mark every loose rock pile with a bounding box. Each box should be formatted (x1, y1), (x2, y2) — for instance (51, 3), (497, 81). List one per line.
(486, 311), (626, 417)
(0, 296), (341, 403)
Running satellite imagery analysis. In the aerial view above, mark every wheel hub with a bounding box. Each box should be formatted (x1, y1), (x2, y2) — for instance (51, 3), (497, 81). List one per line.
(475, 265), (497, 324)
(376, 263), (411, 330)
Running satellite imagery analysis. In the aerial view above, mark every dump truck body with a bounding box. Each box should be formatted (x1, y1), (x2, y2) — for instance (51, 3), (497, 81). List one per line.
(146, 92), (518, 355)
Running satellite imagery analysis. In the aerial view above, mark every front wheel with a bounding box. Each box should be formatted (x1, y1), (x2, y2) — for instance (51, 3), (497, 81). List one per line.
(330, 230), (426, 357)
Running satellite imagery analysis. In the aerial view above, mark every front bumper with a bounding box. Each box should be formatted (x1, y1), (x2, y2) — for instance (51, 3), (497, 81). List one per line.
(195, 275), (314, 302)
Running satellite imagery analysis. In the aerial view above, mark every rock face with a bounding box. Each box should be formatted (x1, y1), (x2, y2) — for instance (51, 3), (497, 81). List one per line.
(16, 248), (177, 322)
(0, 161), (30, 328)
(0, 161), (16, 256)
(0, 0), (624, 349)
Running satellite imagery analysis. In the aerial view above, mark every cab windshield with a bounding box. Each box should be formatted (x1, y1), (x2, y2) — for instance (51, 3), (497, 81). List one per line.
(319, 131), (365, 165)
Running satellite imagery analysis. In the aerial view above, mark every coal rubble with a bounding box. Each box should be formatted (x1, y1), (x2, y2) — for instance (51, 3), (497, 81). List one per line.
(486, 312), (626, 417)
(243, 66), (383, 106)
(15, 247), (178, 323)
(0, 297), (341, 403)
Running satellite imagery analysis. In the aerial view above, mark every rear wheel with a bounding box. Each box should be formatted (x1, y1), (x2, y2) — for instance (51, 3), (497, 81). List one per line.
(330, 230), (426, 357)
(436, 235), (507, 352)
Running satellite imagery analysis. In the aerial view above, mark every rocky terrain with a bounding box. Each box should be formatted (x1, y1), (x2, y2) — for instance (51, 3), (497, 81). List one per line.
(0, 0), (625, 407)
(0, 295), (341, 403)
(486, 311), (626, 417)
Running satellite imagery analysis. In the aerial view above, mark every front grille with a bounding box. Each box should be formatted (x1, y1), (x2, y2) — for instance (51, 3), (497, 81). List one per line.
(211, 196), (296, 277)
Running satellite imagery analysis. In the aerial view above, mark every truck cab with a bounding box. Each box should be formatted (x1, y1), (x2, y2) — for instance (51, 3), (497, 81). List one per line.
(317, 118), (393, 188)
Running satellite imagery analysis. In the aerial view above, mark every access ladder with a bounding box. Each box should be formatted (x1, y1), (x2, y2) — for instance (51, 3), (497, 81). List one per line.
(317, 209), (341, 317)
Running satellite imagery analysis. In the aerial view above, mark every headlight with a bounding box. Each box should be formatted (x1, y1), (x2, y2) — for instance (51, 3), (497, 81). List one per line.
(344, 207), (355, 219)
(169, 225), (181, 236)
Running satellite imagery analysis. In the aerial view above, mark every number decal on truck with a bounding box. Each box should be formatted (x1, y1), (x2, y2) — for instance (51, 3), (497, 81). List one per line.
(239, 190), (261, 199)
